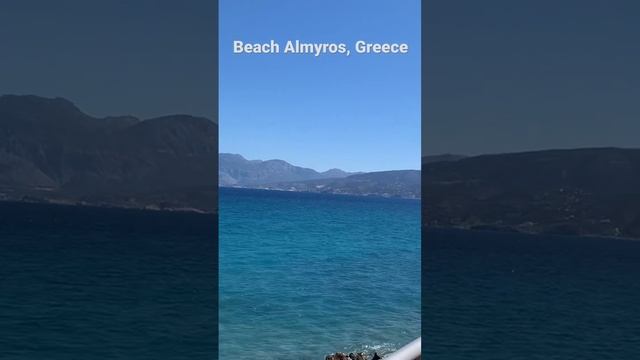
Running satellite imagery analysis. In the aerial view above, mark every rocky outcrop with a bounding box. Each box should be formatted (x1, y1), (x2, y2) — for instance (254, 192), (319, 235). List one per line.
(325, 352), (369, 360)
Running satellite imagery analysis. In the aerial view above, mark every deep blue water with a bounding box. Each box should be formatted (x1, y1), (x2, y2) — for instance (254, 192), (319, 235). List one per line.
(4, 196), (637, 359)
(0, 202), (217, 359)
(424, 228), (640, 359)
(219, 188), (422, 359)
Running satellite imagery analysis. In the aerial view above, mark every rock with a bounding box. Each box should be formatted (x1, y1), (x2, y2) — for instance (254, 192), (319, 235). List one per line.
(326, 353), (350, 360)
(326, 352), (368, 360)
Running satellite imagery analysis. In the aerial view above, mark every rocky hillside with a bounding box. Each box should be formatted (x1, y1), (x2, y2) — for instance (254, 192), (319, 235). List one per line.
(0, 95), (217, 212)
(257, 170), (421, 199)
(219, 153), (352, 186)
(423, 148), (640, 238)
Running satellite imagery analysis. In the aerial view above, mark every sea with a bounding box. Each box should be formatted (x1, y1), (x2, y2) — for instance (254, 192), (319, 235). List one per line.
(0, 201), (217, 359)
(423, 228), (640, 359)
(219, 188), (422, 359)
(2, 192), (637, 360)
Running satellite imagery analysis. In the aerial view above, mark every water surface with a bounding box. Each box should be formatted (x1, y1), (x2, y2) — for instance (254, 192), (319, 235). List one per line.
(424, 228), (640, 359)
(219, 188), (421, 359)
(0, 202), (217, 359)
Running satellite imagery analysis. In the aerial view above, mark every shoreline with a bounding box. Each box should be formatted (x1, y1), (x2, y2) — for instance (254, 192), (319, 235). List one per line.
(0, 198), (215, 216)
(220, 185), (421, 201)
(4, 194), (635, 242)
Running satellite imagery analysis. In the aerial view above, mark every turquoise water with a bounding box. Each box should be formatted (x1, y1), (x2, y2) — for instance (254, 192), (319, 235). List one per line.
(3, 196), (637, 359)
(219, 188), (421, 359)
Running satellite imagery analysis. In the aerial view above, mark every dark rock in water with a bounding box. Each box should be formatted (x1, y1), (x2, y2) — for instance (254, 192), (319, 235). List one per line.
(372, 353), (382, 360)
(325, 353), (349, 360)
(326, 352), (368, 360)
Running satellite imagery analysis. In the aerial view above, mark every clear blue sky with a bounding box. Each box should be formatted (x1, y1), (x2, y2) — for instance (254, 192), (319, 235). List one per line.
(425, 0), (640, 156)
(0, 0), (216, 121)
(220, 0), (421, 172)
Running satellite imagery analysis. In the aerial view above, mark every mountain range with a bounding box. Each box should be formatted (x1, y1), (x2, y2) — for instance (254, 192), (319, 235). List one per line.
(423, 147), (640, 239)
(219, 153), (354, 186)
(254, 170), (421, 199)
(219, 153), (422, 199)
(0, 95), (420, 211)
(0, 95), (217, 212)
(4, 95), (638, 238)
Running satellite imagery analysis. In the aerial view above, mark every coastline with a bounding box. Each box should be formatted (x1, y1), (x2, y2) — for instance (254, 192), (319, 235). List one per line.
(0, 183), (421, 216)
(220, 185), (421, 201)
(3, 193), (635, 242)
(0, 197), (216, 216)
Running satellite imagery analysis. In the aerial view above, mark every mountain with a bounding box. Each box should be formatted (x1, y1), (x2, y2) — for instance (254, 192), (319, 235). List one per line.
(219, 153), (354, 186)
(0, 95), (217, 212)
(423, 147), (640, 238)
(257, 170), (421, 199)
(0, 95), (417, 209)
(422, 153), (466, 164)
(219, 153), (419, 199)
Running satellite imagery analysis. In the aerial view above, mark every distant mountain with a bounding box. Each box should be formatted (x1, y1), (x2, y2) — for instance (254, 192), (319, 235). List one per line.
(257, 170), (421, 199)
(219, 153), (354, 186)
(422, 153), (466, 164)
(423, 147), (640, 238)
(0, 95), (418, 209)
(0, 95), (217, 212)
(219, 153), (419, 199)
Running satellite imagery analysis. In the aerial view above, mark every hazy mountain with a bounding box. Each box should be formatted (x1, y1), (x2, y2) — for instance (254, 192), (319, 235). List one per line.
(423, 147), (640, 238)
(219, 153), (419, 198)
(256, 170), (421, 199)
(0, 95), (419, 209)
(0, 95), (217, 212)
(219, 153), (354, 186)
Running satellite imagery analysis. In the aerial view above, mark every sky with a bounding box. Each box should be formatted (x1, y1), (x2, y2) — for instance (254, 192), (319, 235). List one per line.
(4, 1), (630, 167)
(0, 0), (216, 121)
(424, 0), (640, 156)
(220, 0), (421, 172)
